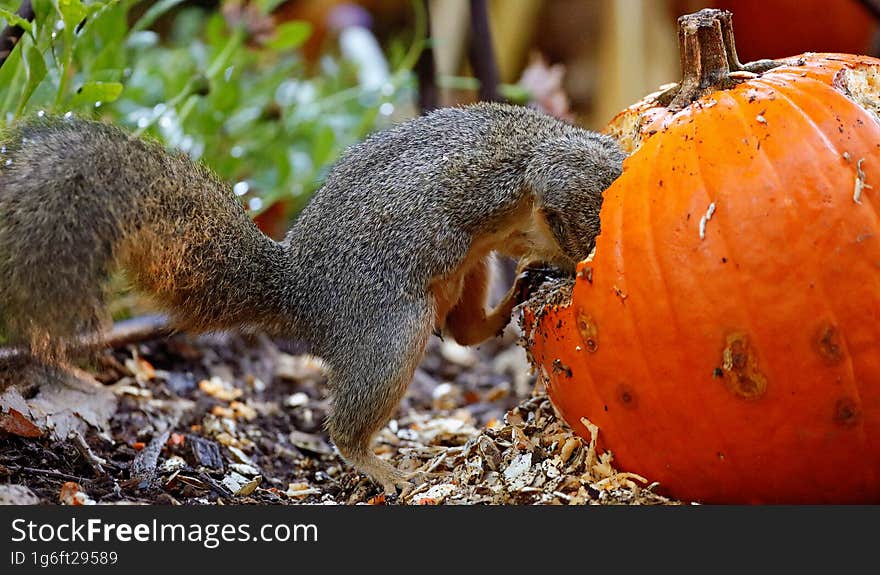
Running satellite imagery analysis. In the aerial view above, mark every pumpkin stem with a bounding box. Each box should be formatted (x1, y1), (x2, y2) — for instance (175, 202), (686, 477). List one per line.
(664, 9), (779, 111)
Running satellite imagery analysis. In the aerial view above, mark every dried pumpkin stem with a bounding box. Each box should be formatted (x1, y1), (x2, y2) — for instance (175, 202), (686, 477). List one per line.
(665, 9), (780, 111)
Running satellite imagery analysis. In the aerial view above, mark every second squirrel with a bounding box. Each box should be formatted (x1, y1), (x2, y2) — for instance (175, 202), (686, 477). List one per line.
(0, 102), (625, 492)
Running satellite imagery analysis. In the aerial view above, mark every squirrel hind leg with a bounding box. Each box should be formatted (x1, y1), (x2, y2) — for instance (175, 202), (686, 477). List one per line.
(322, 301), (433, 493)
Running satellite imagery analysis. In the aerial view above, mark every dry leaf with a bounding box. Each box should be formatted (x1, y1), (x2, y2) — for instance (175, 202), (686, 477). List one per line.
(0, 408), (43, 438)
(21, 368), (117, 440)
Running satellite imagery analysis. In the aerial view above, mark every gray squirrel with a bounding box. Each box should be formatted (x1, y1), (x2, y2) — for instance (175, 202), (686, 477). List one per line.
(0, 102), (625, 491)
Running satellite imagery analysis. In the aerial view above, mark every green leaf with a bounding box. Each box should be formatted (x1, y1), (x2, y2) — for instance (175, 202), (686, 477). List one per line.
(130, 0), (185, 33)
(0, 43), (24, 117)
(70, 81), (123, 106)
(31, 0), (55, 22)
(56, 0), (87, 33)
(267, 21), (311, 51)
(310, 124), (335, 167)
(75, 0), (129, 76)
(19, 40), (47, 114)
(0, 8), (33, 33)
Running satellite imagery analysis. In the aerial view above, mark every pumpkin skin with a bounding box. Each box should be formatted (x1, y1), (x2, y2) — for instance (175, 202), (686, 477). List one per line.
(526, 18), (880, 502)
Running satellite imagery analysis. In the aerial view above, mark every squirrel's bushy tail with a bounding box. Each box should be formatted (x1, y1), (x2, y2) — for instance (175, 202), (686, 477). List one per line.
(0, 118), (291, 357)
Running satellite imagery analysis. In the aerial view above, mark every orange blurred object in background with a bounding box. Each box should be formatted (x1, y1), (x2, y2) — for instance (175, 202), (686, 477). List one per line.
(713, 0), (875, 60)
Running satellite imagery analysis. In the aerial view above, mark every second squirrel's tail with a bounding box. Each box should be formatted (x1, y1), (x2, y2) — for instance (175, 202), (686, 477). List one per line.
(0, 118), (292, 357)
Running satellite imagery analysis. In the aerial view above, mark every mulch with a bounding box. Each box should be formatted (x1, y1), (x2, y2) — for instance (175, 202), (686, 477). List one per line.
(0, 322), (679, 506)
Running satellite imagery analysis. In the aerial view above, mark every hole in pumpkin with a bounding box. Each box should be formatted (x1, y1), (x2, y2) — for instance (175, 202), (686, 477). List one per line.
(720, 332), (768, 400)
(835, 64), (880, 123)
(616, 384), (638, 409)
(814, 322), (845, 366)
(575, 308), (598, 353)
(603, 105), (670, 156)
(552, 358), (573, 378)
(834, 397), (861, 427)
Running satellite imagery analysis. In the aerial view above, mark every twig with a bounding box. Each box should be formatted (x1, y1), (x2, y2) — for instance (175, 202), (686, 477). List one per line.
(415, 0), (437, 113)
(0, 314), (174, 368)
(69, 430), (108, 477)
(467, 0), (502, 102)
(0, 0), (34, 70)
(416, 449), (450, 474)
(5, 464), (88, 483)
(197, 470), (235, 500)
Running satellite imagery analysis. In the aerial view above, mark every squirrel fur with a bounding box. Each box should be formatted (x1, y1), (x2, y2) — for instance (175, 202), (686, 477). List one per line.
(0, 102), (625, 491)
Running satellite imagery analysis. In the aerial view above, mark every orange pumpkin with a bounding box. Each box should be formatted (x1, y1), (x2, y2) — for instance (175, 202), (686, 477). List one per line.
(525, 9), (880, 503)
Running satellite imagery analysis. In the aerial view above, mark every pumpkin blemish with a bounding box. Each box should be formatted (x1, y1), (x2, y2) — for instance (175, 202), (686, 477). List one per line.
(834, 397), (861, 427)
(552, 358), (573, 378)
(617, 384), (638, 409)
(721, 332), (767, 399)
(576, 308), (598, 353)
(814, 323), (845, 365)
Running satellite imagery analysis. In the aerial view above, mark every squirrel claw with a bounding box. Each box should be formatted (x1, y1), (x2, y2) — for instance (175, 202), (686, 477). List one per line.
(379, 470), (428, 496)
(381, 477), (415, 496)
(403, 470), (429, 484)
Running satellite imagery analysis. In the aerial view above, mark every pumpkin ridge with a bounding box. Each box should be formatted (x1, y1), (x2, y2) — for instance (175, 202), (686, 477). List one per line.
(721, 87), (802, 218)
(642, 132), (687, 350)
(758, 77), (880, 234)
(788, 72), (880, 465)
(712, 90), (820, 261)
(611, 145), (657, 381)
(768, 82), (880, 467)
(752, 75), (862, 158)
(749, 81), (869, 445)
(623, 133), (687, 450)
(834, 326), (871, 457)
(636, 127), (724, 476)
(602, 139), (675, 472)
(680, 110), (760, 483)
(704, 70), (874, 482)
(766, 73), (880, 228)
(751, 81), (844, 154)
(695, 94), (794, 383)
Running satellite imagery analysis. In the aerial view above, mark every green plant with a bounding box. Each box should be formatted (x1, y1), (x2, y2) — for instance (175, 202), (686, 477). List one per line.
(0, 0), (418, 218)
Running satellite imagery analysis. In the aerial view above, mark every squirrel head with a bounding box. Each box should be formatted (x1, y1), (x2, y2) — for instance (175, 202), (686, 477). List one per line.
(526, 132), (626, 267)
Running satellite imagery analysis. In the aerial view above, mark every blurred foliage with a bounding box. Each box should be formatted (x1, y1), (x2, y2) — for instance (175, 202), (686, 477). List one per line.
(0, 0), (419, 217)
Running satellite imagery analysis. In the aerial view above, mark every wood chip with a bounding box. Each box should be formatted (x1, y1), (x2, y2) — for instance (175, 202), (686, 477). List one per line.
(130, 430), (171, 486)
(698, 202), (716, 240)
(854, 158), (872, 204)
(189, 435), (224, 470)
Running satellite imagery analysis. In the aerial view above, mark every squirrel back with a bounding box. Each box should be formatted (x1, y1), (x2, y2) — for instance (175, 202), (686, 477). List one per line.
(285, 103), (622, 342)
